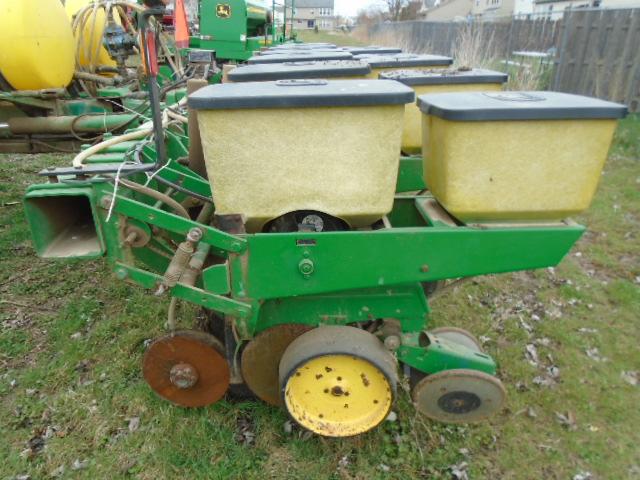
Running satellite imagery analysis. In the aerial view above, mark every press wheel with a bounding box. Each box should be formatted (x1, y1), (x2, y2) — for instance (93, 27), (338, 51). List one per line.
(241, 324), (312, 406)
(142, 330), (230, 407)
(279, 326), (397, 437)
(430, 326), (483, 352)
(412, 369), (506, 423)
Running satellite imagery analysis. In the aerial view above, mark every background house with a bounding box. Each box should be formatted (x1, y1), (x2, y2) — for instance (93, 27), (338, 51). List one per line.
(533, 0), (640, 19)
(285, 0), (335, 30)
(420, 0), (535, 19)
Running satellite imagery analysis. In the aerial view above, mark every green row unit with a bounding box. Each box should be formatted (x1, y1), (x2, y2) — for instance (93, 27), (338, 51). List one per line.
(192, 0), (280, 61)
(23, 143), (585, 378)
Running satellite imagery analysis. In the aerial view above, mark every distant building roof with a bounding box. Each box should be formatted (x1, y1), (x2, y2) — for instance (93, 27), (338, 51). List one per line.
(285, 0), (334, 7)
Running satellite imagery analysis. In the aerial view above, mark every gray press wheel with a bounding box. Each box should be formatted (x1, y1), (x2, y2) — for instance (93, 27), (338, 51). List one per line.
(430, 326), (483, 352)
(412, 369), (506, 423)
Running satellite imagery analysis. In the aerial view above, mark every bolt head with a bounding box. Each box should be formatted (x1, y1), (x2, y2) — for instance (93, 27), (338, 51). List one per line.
(188, 228), (203, 242)
(169, 363), (199, 389)
(298, 258), (315, 276)
(384, 335), (401, 351)
(420, 264), (430, 273)
(100, 196), (113, 209)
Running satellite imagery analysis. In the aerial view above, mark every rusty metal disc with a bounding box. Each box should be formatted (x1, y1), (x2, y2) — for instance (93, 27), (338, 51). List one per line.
(241, 324), (312, 406)
(142, 330), (230, 407)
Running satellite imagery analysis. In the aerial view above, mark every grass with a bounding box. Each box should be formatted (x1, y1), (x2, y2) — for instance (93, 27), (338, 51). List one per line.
(1, 113), (639, 478)
(296, 30), (367, 47)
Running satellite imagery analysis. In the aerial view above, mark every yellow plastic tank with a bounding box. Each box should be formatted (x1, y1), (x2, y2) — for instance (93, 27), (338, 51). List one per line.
(65, 0), (118, 71)
(354, 54), (453, 79)
(189, 80), (415, 232)
(380, 69), (507, 154)
(0, 0), (75, 90)
(418, 91), (627, 223)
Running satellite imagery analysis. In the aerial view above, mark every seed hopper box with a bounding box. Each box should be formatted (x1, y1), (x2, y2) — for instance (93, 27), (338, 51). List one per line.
(380, 68), (507, 154)
(354, 54), (453, 79)
(417, 91), (628, 222)
(228, 60), (371, 82)
(189, 79), (415, 231)
(248, 51), (354, 65)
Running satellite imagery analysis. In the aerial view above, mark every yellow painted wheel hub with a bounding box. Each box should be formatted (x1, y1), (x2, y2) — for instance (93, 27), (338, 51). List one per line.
(279, 326), (398, 438)
(283, 354), (393, 437)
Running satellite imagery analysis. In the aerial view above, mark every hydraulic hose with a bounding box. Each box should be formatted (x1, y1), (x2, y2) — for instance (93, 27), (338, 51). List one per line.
(118, 178), (190, 219)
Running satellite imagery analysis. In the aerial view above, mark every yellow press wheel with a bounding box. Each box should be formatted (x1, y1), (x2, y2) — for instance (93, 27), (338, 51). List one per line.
(279, 326), (397, 437)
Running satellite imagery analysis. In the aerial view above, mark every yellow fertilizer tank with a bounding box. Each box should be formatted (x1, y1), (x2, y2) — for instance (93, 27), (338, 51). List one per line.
(380, 69), (507, 154)
(65, 0), (118, 71)
(189, 79), (415, 232)
(0, 0), (75, 90)
(227, 61), (372, 82)
(354, 54), (453, 79)
(417, 91), (627, 223)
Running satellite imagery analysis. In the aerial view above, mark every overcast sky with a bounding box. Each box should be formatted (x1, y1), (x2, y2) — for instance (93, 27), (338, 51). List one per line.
(334, 0), (387, 17)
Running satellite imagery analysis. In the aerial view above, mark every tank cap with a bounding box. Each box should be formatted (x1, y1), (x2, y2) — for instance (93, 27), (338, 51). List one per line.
(283, 61), (318, 66)
(483, 92), (545, 102)
(276, 79), (329, 87)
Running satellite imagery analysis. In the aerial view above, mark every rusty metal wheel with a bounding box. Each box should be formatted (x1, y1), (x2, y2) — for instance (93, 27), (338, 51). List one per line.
(412, 369), (506, 424)
(142, 330), (230, 407)
(430, 326), (483, 352)
(241, 324), (312, 406)
(279, 326), (398, 437)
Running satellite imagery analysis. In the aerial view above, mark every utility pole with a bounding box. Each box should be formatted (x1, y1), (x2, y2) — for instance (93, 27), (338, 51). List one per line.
(291, 0), (295, 38)
(272, 0), (276, 42)
(283, 0), (287, 39)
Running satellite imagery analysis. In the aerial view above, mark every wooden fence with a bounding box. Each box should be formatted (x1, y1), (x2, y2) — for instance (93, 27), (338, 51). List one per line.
(369, 17), (560, 58)
(367, 8), (640, 111)
(553, 8), (640, 111)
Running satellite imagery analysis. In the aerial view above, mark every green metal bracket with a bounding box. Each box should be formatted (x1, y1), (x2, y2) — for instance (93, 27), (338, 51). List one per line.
(236, 222), (584, 300)
(114, 262), (252, 318)
(396, 156), (426, 193)
(255, 284), (429, 335)
(202, 263), (231, 295)
(109, 193), (245, 253)
(398, 332), (497, 375)
(0, 92), (58, 111)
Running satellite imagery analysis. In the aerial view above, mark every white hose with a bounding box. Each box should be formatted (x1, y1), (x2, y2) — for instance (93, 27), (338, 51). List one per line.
(71, 97), (187, 167)
(166, 109), (188, 124)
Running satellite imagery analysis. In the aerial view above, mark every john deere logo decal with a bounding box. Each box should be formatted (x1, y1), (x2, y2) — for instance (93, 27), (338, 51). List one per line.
(216, 3), (231, 18)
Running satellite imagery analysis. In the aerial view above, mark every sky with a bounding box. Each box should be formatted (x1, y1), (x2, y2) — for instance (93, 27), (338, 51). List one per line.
(334, 0), (387, 17)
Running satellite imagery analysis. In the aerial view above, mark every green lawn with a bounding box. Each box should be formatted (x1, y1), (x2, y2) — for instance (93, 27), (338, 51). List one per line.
(295, 29), (367, 47)
(1, 114), (638, 477)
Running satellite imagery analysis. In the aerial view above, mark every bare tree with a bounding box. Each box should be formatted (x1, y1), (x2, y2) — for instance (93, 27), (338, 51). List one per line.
(399, 0), (423, 20)
(386, 0), (408, 21)
(356, 5), (386, 27)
